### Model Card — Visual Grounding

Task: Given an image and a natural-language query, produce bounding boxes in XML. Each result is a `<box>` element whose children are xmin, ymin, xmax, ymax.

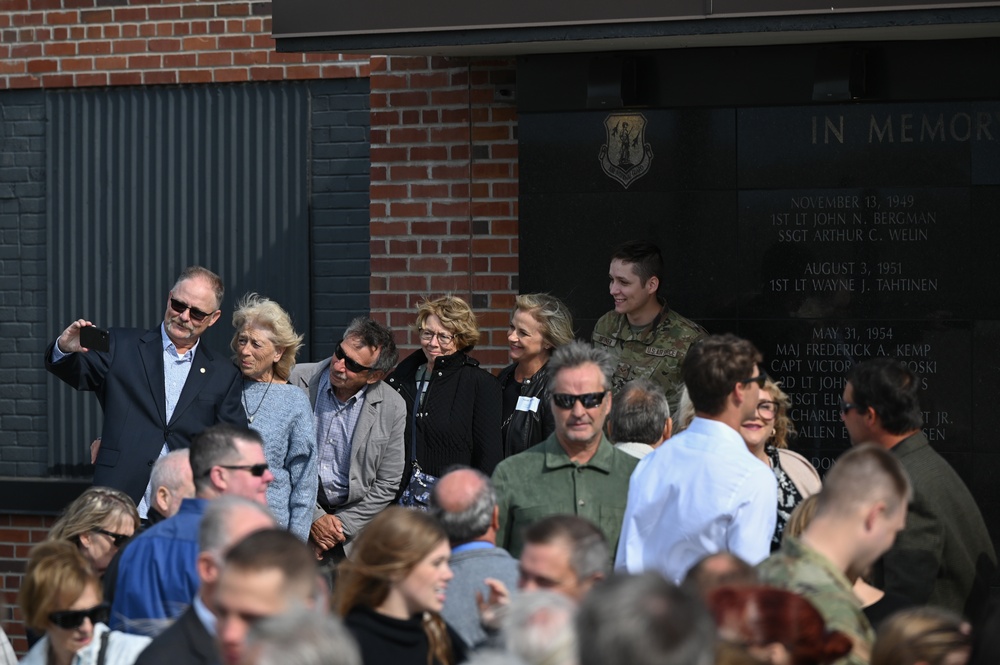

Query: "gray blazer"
<box><xmin>289</xmin><ymin>359</ymin><xmax>407</xmax><ymax>542</ymax></box>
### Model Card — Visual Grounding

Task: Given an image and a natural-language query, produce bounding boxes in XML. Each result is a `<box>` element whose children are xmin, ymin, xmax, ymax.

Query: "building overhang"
<box><xmin>273</xmin><ymin>2</ymin><xmax>1000</xmax><ymax>55</ymax></box>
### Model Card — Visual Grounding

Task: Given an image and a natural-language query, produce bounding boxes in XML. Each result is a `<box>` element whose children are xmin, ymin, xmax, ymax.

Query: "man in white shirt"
<box><xmin>615</xmin><ymin>333</ymin><xmax>777</xmax><ymax>582</ymax></box>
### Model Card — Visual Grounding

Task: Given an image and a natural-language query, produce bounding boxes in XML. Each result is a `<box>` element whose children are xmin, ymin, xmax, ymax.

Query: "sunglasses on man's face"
<box><xmin>49</xmin><ymin>604</ymin><xmax>110</xmax><ymax>630</ymax></box>
<box><xmin>335</xmin><ymin>342</ymin><xmax>373</xmax><ymax>374</ymax></box>
<box><xmin>551</xmin><ymin>392</ymin><xmax>608</xmax><ymax>410</ymax></box>
<box><xmin>215</xmin><ymin>463</ymin><xmax>270</xmax><ymax>478</ymax></box>
<box><xmin>168</xmin><ymin>296</ymin><xmax>212</xmax><ymax>323</ymax></box>
<box><xmin>738</xmin><ymin>371</ymin><xmax>768</xmax><ymax>389</ymax></box>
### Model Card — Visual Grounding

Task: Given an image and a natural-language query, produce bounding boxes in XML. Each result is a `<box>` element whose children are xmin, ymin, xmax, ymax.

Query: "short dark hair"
<box><xmin>680</xmin><ymin>553</ymin><xmax>757</xmax><ymax>600</ymax></box>
<box><xmin>190</xmin><ymin>423</ymin><xmax>263</xmax><ymax>494</ymax></box>
<box><xmin>524</xmin><ymin>515</ymin><xmax>609</xmax><ymax>580</ymax></box>
<box><xmin>343</xmin><ymin>317</ymin><xmax>398</xmax><ymax>376</ymax></box>
<box><xmin>577</xmin><ymin>572</ymin><xmax>716</xmax><ymax>665</ymax></box>
<box><xmin>609</xmin><ymin>379</ymin><xmax>670</xmax><ymax>445</ymax></box>
<box><xmin>682</xmin><ymin>334</ymin><xmax>762</xmax><ymax>416</ymax></box>
<box><xmin>610</xmin><ymin>241</ymin><xmax>663</xmax><ymax>289</ymax></box>
<box><xmin>846</xmin><ymin>358</ymin><xmax>923</xmax><ymax>434</ymax></box>
<box><xmin>223</xmin><ymin>529</ymin><xmax>319</xmax><ymax>599</ymax></box>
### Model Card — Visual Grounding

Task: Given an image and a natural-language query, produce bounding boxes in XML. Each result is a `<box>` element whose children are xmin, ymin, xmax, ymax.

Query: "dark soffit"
<box><xmin>273</xmin><ymin>3</ymin><xmax>1000</xmax><ymax>55</ymax></box>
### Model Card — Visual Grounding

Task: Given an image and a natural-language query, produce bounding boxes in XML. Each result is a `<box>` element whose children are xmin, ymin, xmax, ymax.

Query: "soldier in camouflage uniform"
<box><xmin>591</xmin><ymin>241</ymin><xmax>706</xmax><ymax>412</ymax></box>
<box><xmin>757</xmin><ymin>444</ymin><xmax>911</xmax><ymax>665</ymax></box>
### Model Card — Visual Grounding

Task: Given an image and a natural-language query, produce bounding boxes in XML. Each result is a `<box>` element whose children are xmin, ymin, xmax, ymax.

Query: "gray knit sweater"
<box><xmin>242</xmin><ymin>380</ymin><xmax>317</xmax><ymax>540</ymax></box>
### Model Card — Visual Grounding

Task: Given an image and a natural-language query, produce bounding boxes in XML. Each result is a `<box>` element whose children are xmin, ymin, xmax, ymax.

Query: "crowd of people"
<box><xmin>23</xmin><ymin>241</ymin><xmax>997</xmax><ymax>665</ymax></box>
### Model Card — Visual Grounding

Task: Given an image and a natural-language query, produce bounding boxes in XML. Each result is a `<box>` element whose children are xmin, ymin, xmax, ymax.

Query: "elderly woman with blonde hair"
<box><xmin>231</xmin><ymin>293</ymin><xmax>317</xmax><ymax>539</ymax></box>
<box><xmin>386</xmin><ymin>295</ymin><xmax>502</xmax><ymax>489</ymax></box>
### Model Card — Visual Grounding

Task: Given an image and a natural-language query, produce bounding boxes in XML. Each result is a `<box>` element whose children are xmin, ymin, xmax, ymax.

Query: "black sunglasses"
<box><xmin>335</xmin><ymin>342</ymin><xmax>373</xmax><ymax>373</ymax></box>
<box><xmin>49</xmin><ymin>603</ymin><xmax>110</xmax><ymax>630</ymax></box>
<box><xmin>551</xmin><ymin>392</ymin><xmax>608</xmax><ymax>409</ymax></box>
<box><xmin>94</xmin><ymin>528</ymin><xmax>130</xmax><ymax>548</ymax></box>
<box><xmin>217</xmin><ymin>463</ymin><xmax>269</xmax><ymax>477</ymax></box>
<box><xmin>168</xmin><ymin>296</ymin><xmax>212</xmax><ymax>323</ymax></box>
<box><xmin>838</xmin><ymin>398</ymin><xmax>861</xmax><ymax>415</ymax></box>
<box><xmin>738</xmin><ymin>371</ymin><xmax>768</xmax><ymax>389</ymax></box>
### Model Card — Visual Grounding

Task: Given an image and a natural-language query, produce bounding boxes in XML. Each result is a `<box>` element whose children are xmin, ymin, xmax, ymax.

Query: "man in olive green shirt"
<box><xmin>493</xmin><ymin>342</ymin><xmax>639</xmax><ymax>560</ymax></box>
<box><xmin>757</xmin><ymin>445</ymin><xmax>911</xmax><ymax>665</ymax></box>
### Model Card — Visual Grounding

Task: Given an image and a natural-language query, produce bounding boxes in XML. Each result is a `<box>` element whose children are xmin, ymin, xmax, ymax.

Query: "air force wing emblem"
<box><xmin>599</xmin><ymin>112</ymin><xmax>653</xmax><ymax>189</ymax></box>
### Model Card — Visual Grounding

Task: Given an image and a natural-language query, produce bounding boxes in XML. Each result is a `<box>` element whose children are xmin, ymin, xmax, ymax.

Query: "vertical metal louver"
<box><xmin>46</xmin><ymin>83</ymin><xmax>310</xmax><ymax>476</ymax></box>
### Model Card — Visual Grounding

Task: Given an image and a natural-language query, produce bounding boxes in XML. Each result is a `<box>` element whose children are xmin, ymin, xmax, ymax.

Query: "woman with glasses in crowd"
<box><xmin>739</xmin><ymin>378</ymin><xmax>821</xmax><ymax>551</ymax></box>
<box><xmin>497</xmin><ymin>293</ymin><xmax>574</xmax><ymax>458</ymax></box>
<box><xmin>19</xmin><ymin>540</ymin><xmax>150</xmax><ymax>665</ymax></box>
<box><xmin>230</xmin><ymin>293</ymin><xmax>316</xmax><ymax>540</ymax></box>
<box><xmin>47</xmin><ymin>486</ymin><xmax>140</xmax><ymax>578</ymax></box>
<box><xmin>386</xmin><ymin>295</ymin><xmax>502</xmax><ymax>486</ymax></box>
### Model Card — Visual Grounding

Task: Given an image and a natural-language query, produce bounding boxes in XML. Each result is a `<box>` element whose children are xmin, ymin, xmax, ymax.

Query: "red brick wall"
<box><xmin>0</xmin><ymin>0</ymin><xmax>368</xmax><ymax>89</ymax></box>
<box><xmin>368</xmin><ymin>55</ymin><xmax>519</xmax><ymax>370</ymax></box>
<box><xmin>0</xmin><ymin>514</ymin><xmax>56</xmax><ymax>655</ymax></box>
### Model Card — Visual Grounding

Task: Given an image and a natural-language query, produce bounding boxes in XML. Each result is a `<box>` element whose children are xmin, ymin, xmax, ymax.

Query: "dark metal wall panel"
<box><xmin>45</xmin><ymin>83</ymin><xmax>310</xmax><ymax>474</ymax></box>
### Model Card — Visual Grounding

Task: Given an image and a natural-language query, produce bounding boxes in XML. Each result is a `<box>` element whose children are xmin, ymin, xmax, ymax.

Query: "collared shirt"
<box><xmin>615</xmin><ymin>417</ymin><xmax>777</xmax><ymax>582</ymax></box>
<box><xmin>314</xmin><ymin>370</ymin><xmax>366</xmax><ymax>507</ymax></box>
<box><xmin>493</xmin><ymin>433</ymin><xmax>639</xmax><ymax>560</ymax></box>
<box><xmin>451</xmin><ymin>541</ymin><xmax>495</xmax><ymax>555</ymax></box>
<box><xmin>758</xmin><ymin>537</ymin><xmax>873</xmax><ymax>665</ymax></box>
<box><xmin>139</xmin><ymin>324</ymin><xmax>198</xmax><ymax>519</ymax></box>
<box><xmin>192</xmin><ymin>594</ymin><xmax>216</xmax><ymax>637</ymax></box>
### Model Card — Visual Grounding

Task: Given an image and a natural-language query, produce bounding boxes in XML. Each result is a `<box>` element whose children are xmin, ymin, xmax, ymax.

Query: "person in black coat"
<box><xmin>386</xmin><ymin>295</ymin><xmax>502</xmax><ymax>480</ymax></box>
<box><xmin>334</xmin><ymin>507</ymin><xmax>468</xmax><ymax>665</ymax></box>
<box><xmin>497</xmin><ymin>293</ymin><xmax>575</xmax><ymax>459</ymax></box>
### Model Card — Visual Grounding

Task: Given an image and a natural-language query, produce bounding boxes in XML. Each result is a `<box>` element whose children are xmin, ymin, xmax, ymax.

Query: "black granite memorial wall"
<box><xmin>517</xmin><ymin>40</ymin><xmax>1000</xmax><ymax>545</ymax></box>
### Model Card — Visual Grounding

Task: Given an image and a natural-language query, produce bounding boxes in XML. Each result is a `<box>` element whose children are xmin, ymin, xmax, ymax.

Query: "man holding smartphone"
<box><xmin>46</xmin><ymin>266</ymin><xmax>246</xmax><ymax>518</ymax></box>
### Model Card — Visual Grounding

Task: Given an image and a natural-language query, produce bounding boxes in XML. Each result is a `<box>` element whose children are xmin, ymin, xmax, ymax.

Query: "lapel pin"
<box><xmin>200</xmin><ymin>368</ymin><xmax>206</xmax><ymax>373</ymax></box>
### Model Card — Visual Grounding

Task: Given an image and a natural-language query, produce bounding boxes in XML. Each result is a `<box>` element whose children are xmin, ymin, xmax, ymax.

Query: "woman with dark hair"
<box><xmin>386</xmin><ymin>295</ymin><xmax>502</xmax><ymax>481</ymax></box>
<box><xmin>333</xmin><ymin>506</ymin><xmax>467</xmax><ymax>665</ymax></box>
<box><xmin>739</xmin><ymin>378</ymin><xmax>821</xmax><ymax>550</ymax></box>
<box><xmin>498</xmin><ymin>293</ymin><xmax>574</xmax><ymax>458</ymax></box>
<box><xmin>708</xmin><ymin>585</ymin><xmax>853</xmax><ymax>665</ymax></box>
<box><xmin>47</xmin><ymin>486</ymin><xmax>140</xmax><ymax>577</ymax></box>
<box><xmin>19</xmin><ymin>541</ymin><xmax>150</xmax><ymax>665</ymax></box>
<box><xmin>231</xmin><ymin>293</ymin><xmax>317</xmax><ymax>540</ymax></box>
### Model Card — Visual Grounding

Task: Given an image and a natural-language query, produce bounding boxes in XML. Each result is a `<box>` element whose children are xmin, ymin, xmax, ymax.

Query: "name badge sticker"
<box><xmin>516</xmin><ymin>396</ymin><xmax>540</xmax><ymax>413</ymax></box>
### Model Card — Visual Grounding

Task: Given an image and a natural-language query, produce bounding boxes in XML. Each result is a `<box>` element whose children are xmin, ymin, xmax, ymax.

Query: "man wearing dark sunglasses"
<box><xmin>46</xmin><ymin>266</ymin><xmax>246</xmax><ymax>518</ymax></box>
<box><xmin>289</xmin><ymin>317</ymin><xmax>406</xmax><ymax>560</ymax></box>
<box><xmin>492</xmin><ymin>341</ymin><xmax>639</xmax><ymax>560</ymax></box>
<box><xmin>110</xmin><ymin>424</ymin><xmax>274</xmax><ymax>636</ymax></box>
<box><xmin>616</xmin><ymin>334</ymin><xmax>778</xmax><ymax>583</ymax></box>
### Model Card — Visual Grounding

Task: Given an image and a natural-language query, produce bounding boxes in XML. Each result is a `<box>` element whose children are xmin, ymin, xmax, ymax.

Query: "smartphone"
<box><xmin>80</xmin><ymin>326</ymin><xmax>110</xmax><ymax>353</ymax></box>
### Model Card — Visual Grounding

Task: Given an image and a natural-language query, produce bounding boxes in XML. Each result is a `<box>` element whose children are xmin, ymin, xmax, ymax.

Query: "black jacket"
<box><xmin>497</xmin><ymin>362</ymin><xmax>555</xmax><ymax>458</ymax></box>
<box><xmin>386</xmin><ymin>350</ymin><xmax>502</xmax><ymax>478</ymax></box>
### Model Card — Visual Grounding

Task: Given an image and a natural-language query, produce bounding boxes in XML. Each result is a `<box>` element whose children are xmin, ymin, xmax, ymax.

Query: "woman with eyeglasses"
<box><xmin>739</xmin><ymin>378</ymin><xmax>821</xmax><ymax>551</ymax></box>
<box><xmin>230</xmin><ymin>293</ymin><xmax>317</xmax><ymax>540</ymax></box>
<box><xmin>47</xmin><ymin>487</ymin><xmax>140</xmax><ymax>578</ymax></box>
<box><xmin>19</xmin><ymin>540</ymin><xmax>150</xmax><ymax>665</ymax></box>
<box><xmin>386</xmin><ymin>295</ymin><xmax>502</xmax><ymax>484</ymax></box>
<box><xmin>497</xmin><ymin>293</ymin><xmax>575</xmax><ymax>458</ymax></box>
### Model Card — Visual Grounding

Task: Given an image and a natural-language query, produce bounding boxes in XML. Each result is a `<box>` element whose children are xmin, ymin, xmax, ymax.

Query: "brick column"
<box><xmin>368</xmin><ymin>55</ymin><xmax>519</xmax><ymax>371</ymax></box>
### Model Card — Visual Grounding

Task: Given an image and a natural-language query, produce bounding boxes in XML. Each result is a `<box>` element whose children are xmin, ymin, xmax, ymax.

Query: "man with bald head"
<box><xmin>430</xmin><ymin>467</ymin><xmax>519</xmax><ymax>648</ymax></box>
